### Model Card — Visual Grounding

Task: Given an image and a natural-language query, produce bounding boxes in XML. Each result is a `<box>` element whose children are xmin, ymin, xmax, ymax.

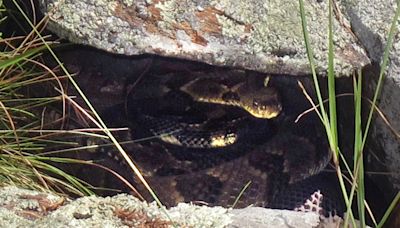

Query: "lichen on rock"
<box><xmin>39</xmin><ymin>0</ymin><xmax>370</xmax><ymax>76</ymax></box>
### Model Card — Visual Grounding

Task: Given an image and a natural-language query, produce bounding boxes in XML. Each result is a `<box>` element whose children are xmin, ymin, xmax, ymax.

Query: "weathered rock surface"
<box><xmin>0</xmin><ymin>186</ymin><xmax>329</xmax><ymax>228</ymax></box>
<box><xmin>39</xmin><ymin>0</ymin><xmax>369</xmax><ymax>76</ymax></box>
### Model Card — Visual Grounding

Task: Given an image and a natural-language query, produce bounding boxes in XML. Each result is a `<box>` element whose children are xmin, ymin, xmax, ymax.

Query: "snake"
<box><xmin>126</xmin><ymin>70</ymin><xmax>282</xmax><ymax>149</ymax></box>
<box><xmin>95</xmin><ymin>69</ymin><xmax>342</xmax><ymax>216</ymax></box>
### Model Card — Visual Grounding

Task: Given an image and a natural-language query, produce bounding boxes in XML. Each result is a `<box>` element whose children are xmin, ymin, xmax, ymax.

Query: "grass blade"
<box><xmin>0</xmin><ymin>45</ymin><xmax>47</xmax><ymax>69</ymax></box>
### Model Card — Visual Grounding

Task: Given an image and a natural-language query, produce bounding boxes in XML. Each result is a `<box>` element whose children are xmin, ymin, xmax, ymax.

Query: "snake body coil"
<box><xmin>128</xmin><ymin>71</ymin><xmax>282</xmax><ymax>149</ymax></box>
<box><xmin>98</xmin><ymin>69</ymin><xmax>340</xmax><ymax>216</ymax></box>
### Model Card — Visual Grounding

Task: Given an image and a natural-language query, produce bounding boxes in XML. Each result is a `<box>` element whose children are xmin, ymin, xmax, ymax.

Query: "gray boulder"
<box><xmin>38</xmin><ymin>0</ymin><xmax>369</xmax><ymax>76</ymax></box>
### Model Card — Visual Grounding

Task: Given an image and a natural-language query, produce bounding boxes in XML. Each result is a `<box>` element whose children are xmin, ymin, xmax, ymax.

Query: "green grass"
<box><xmin>6</xmin><ymin>0</ymin><xmax>175</xmax><ymax>222</ymax></box>
<box><xmin>0</xmin><ymin>0</ymin><xmax>95</xmax><ymax>196</ymax></box>
<box><xmin>298</xmin><ymin>0</ymin><xmax>400</xmax><ymax>227</ymax></box>
<box><xmin>0</xmin><ymin>0</ymin><xmax>141</xmax><ymax>199</ymax></box>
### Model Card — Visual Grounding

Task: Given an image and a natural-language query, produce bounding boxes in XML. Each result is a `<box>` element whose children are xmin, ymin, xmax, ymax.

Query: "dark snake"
<box><xmin>95</xmin><ymin>70</ymin><xmax>343</xmax><ymax>216</ymax></box>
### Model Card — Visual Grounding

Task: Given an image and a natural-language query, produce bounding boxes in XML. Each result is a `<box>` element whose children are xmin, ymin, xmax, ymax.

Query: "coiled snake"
<box><xmin>97</xmin><ymin>70</ymin><xmax>343</xmax><ymax>216</ymax></box>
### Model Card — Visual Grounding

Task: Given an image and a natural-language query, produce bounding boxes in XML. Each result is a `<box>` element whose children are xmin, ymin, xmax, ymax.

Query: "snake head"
<box><xmin>243</xmin><ymin>87</ymin><xmax>282</xmax><ymax>119</ymax></box>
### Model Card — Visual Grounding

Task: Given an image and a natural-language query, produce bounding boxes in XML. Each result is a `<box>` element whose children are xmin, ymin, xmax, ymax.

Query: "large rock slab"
<box><xmin>0</xmin><ymin>186</ymin><xmax>333</xmax><ymax>228</ymax></box>
<box><xmin>39</xmin><ymin>0</ymin><xmax>369</xmax><ymax>76</ymax></box>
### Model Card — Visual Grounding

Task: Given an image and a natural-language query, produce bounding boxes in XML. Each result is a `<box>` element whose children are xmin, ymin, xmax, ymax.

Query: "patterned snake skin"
<box><xmin>94</xmin><ymin>70</ymin><xmax>344</xmax><ymax>216</ymax></box>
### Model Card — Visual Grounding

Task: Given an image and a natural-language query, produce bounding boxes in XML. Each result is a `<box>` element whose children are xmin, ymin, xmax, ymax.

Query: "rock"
<box><xmin>228</xmin><ymin>207</ymin><xmax>320</xmax><ymax>228</ymax></box>
<box><xmin>38</xmin><ymin>0</ymin><xmax>369</xmax><ymax>76</ymax></box>
<box><xmin>0</xmin><ymin>186</ymin><xmax>232</xmax><ymax>227</ymax></box>
<box><xmin>0</xmin><ymin>186</ymin><xmax>346</xmax><ymax>228</ymax></box>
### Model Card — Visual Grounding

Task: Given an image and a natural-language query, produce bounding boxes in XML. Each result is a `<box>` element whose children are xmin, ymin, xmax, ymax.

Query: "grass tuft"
<box><xmin>7</xmin><ymin>0</ymin><xmax>175</xmax><ymax>223</ymax></box>
<box><xmin>298</xmin><ymin>0</ymin><xmax>400</xmax><ymax>227</ymax></box>
<box><xmin>0</xmin><ymin>0</ymin><xmax>94</xmax><ymax>196</ymax></box>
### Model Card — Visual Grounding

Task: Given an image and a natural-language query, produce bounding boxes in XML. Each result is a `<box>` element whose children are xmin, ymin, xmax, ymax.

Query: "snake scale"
<box><xmin>96</xmin><ymin>69</ymin><xmax>343</xmax><ymax>216</ymax></box>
